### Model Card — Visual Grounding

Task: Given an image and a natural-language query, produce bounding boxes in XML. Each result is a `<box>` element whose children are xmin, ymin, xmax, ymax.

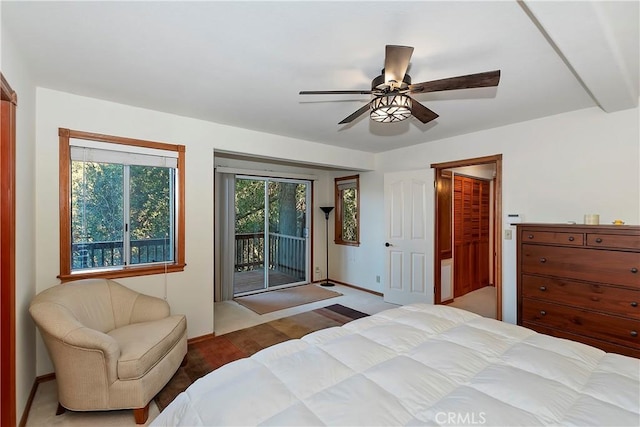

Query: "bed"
<box><xmin>151</xmin><ymin>304</ymin><xmax>639</xmax><ymax>426</ymax></box>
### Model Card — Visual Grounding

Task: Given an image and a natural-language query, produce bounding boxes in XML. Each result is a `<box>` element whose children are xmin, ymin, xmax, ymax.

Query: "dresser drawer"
<box><xmin>520</xmin><ymin>230</ymin><xmax>584</xmax><ymax>246</ymax></box>
<box><xmin>521</xmin><ymin>275</ymin><xmax>640</xmax><ymax>318</ymax></box>
<box><xmin>522</xmin><ymin>299</ymin><xmax>640</xmax><ymax>348</ymax></box>
<box><xmin>587</xmin><ymin>233</ymin><xmax>640</xmax><ymax>250</ymax></box>
<box><xmin>522</xmin><ymin>322</ymin><xmax>640</xmax><ymax>358</ymax></box>
<box><xmin>521</xmin><ymin>244</ymin><xmax>640</xmax><ymax>288</ymax></box>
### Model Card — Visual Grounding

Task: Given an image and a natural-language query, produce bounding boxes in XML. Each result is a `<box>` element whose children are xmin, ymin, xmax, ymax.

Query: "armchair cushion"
<box><xmin>109</xmin><ymin>315</ymin><xmax>187</xmax><ymax>380</ymax></box>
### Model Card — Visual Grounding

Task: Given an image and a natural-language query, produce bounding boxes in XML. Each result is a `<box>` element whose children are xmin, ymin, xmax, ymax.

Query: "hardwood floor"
<box><xmin>233</xmin><ymin>268</ymin><xmax>301</xmax><ymax>294</ymax></box>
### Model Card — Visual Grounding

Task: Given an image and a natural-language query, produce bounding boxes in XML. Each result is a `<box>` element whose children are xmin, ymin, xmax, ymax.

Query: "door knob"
<box><xmin>385</xmin><ymin>242</ymin><xmax>392</xmax><ymax>247</ymax></box>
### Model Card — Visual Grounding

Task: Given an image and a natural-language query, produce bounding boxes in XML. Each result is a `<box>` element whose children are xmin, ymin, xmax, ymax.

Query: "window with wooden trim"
<box><xmin>58</xmin><ymin>128</ymin><xmax>186</xmax><ymax>281</ymax></box>
<box><xmin>334</xmin><ymin>175</ymin><xmax>360</xmax><ymax>246</ymax></box>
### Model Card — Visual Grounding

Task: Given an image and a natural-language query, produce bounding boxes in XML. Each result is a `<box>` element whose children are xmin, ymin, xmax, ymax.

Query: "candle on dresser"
<box><xmin>584</xmin><ymin>214</ymin><xmax>599</xmax><ymax>225</ymax></box>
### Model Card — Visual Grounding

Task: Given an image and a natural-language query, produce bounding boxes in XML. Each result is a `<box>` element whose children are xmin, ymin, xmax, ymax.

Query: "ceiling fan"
<box><xmin>299</xmin><ymin>45</ymin><xmax>500</xmax><ymax>125</ymax></box>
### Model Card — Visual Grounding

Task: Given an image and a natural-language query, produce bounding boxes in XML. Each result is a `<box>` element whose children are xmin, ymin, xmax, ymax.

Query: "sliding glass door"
<box><xmin>233</xmin><ymin>176</ymin><xmax>310</xmax><ymax>295</ymax></box>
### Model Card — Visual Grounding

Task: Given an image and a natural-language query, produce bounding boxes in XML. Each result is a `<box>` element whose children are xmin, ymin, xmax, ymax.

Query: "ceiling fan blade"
<box><xmin>338</xmin><ymin>102</ymin><xmax>372</xmax><ymax>124</ymax></box>
<box><xmin>409</xmin><ymin>70</ymin><xmax>501</xmax><ymax>94</ymax></box>
<box><xmin>384</xmin><ymin>45</ymin><xmax>414</xmax><ymax>85</ymax></box>
<box><xmin>410</xmin><ymin>98</ymin><xmax>439</xmax><ymax>124</ymax></box>
<box><xmin>300</xmin><ymin>90</ymin><xmax>372</xmax><ymax>95</ymax></box>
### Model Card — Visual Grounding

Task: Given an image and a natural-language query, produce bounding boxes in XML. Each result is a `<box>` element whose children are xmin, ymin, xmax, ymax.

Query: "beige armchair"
<box><xmin>29</xmin><ymin>278</ymin><xmax>187</xmax><ymax>424</ymax></box>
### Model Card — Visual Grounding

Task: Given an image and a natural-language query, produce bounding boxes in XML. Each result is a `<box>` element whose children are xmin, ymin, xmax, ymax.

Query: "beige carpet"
<box><xmin>448</xmin><ymin>285</ymin><xmax>497</xmax><ymax>319</ymax></box>
<box><xmin>234</xmin><ymin>284</ymin><xmax>342</xmax><ymax>314</ymax></box>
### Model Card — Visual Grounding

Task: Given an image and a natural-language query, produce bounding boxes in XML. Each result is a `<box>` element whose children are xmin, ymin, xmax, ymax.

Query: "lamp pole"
<box><xmin>319</xmin><ymin>207</ymin><xmax>334</xmax><ymax>287</ymax></box>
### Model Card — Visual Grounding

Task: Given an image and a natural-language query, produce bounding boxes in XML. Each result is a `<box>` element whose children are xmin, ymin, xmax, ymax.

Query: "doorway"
<box><xmin>432</xmin><ymin>155</ymin><xmax>502</xmax><ymax>320</ymax></box>
<box><xmin>233</xmin><ymin>176</ymin><xmax>311</xmax><ymax>296</ymax></box>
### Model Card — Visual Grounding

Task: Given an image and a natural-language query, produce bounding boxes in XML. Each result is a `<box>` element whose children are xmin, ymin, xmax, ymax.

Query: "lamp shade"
<box><xmin>370</xmin><ymin>94</ymin><xmax>412</xmax><ymax>123</ymax></box>
<box><xmin>320</xmin><ymin>206</ymin><xmax>334</xmax><ymax>219</ymax></box>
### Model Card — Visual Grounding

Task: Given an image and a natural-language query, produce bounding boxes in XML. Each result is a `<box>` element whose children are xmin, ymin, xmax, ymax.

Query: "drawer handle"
<box><xmin>540</xmin><ymin>310</ymin><xmax>546</xmax><ymax>316</ymax></box>
<box><xmin>631</xmin><ymin>302</ymin><xmax>638</xmax><ymax>307</ymax></box>
<box><xmin>539</xmin><ymin>286</ymin><xmax>547</xmax><ymax>291</ymax></box>
<box><xmin>528</xmin><ymin>234</ymin><xmax>534</xmax><ymax>239</ymax></box>
<box><xmin>595</xmin><ymin>238</ymin><xmax>603</xmax><ymax>243</ymax></box>
<box><xmin>568</xmin><ymin>236</ymin><xmax>574</xmax><ymax>241</ymax></box>
<box><xmin>631</xmin><ymin>268</ymin><xmax>638</xmax><ymax>274</ymax></box>
<box><xmin>539</xmin><ymin>257</ymin><xmax>547</xmax><ymax>263</ymax></box>
<box><xmin>631</xmin><ymin>331</ymin><xmax>638</xmax><ymax>338</ymax></box>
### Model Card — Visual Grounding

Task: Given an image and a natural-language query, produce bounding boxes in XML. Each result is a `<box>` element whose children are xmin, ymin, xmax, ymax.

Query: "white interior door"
<box><xmin>384</xmin><ymin>170</ymin><xmax>432</xmax><ymax>305</ymax></box>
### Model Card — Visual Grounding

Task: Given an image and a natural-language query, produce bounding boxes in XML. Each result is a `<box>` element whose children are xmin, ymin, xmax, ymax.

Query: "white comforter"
<box><xmin>152</xmin><ymin>304</ymin><xmax>640</xmax><ymax>426</ymax></box>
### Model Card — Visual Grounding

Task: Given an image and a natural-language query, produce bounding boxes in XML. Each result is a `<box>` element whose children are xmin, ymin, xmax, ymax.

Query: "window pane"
<box><xmin>341</xmin><ymin>187</ymin><xmax>358</xmax><ymax>242</ymax></box>
<box><xmin>71</xmin><ymin>161</ymin><xmax>124</xmax><ymax>270</ymax></box>
<box><xmin>60</xmin><ymin>128</ymin><xmax>186</xmax><ymax>280</ymax></box>
<box><xmin>129</xmin><ymin>166</ymin><xmax>175</xmax><ymax>264</ymax></box>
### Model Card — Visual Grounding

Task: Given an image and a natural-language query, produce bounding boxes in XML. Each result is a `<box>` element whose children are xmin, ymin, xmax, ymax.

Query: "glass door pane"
<box><xmin>233</xmin><ymin>176</ymin><xmax>310</xmax><ymax>296</ymax></box>
<box><xmin>233</xmin><ymin>178</ymin><xmax>267</xmax><ymax>294</ymax></box>
<box><xmin>267</xmin><ymin>180</ymin><xmax>309</xmax><ymax>288</ymax></box>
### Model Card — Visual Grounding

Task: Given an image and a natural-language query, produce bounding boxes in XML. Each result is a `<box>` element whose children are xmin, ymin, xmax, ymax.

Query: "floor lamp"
<box><xmin>319</xmin><ymin>206</ymin><xmax>335</xmax><ymax>287</ymax></box>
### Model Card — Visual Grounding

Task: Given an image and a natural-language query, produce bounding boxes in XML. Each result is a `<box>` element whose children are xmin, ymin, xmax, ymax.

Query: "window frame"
<box><xmin>334</xmin><ymin>174</ymin><xmax>360</xmax><ymax>246</ymax></box>
<box><xmin>58</xmin><ymin>128</ymin><xmax>186</xmax><ymax>281</ymax></box>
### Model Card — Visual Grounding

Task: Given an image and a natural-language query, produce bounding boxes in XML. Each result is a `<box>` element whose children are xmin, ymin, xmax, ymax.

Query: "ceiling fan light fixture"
<box><xmin>300</xmin><ymin>45</ymin><xmax>500</xmax><ymax>125</ymax></box>
<box><xmin>370</xmin><ymin>94</ymin><xmax>412</xmax><ymax>123</ymax></box>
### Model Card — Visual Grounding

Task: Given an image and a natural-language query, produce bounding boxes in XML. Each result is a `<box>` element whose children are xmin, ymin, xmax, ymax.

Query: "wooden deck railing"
<box><xmin>72</xmin><ymin>238</ymin><xmax>172</xmax><ymax>269</ymax></box>
<box><xmin>73</xmin><ymin>233</ymin><xmax>305</xmax><ymax>280</ymax></box>
<box><xmin>235</xmin><ymin>232</ymin><xmax>306</xmax><ymax>280</ymax></box>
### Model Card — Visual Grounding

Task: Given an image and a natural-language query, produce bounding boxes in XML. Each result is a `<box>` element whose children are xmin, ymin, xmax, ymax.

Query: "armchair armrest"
<box><xmin>63</xmin><ymin>326</ymin><xmax>120</xmax><ymax>356</ymax></box>
<box><xmin>62</xmin><ymin>327</ymin><xmax>121</xmax><ymax>384</ymax></box>
<box><xmin>130</xmin><ymin>293</ymin><xmax>170</xmax><ymax>323</ymax></box>
<box><xmin>30</xmin><ymin>302</ymin><xmax>121</xmax><ymax>382</ymax></box>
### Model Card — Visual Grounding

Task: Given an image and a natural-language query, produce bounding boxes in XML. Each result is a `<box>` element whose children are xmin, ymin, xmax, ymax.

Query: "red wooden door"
<box><xmin>454</xmin><ymin>175</ymin><xmax>490</xmax><ymax>298</ymax></box>
<box><xmin>1</xmin><ymin>72</ymin><xmax>16</xmax><ymax>427</ymax></box>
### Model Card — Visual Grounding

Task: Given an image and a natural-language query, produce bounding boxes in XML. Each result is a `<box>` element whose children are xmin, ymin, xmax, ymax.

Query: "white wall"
<box><xmin>1</xmin><ymin>25</ymin><xmax>38</xmax><ymax>420</ymax></box>
<box><xmin>329</xmin><ymin>170</ymin><xmax>386</xmax><ymax>293</ymax></box>
<box><xmin>308</xmin><ymin>104</ymin><xmax>640</xmax><ymax>305</ymax></box>
<box><xmin>33</xmin><ymin>88</ymin><xmax>375</xmax><ymax>375</ymax></box>
<box><xmin>371</xmin><ymin>104</ymin><xmax>639</xmax><ymax>323</ymax></box>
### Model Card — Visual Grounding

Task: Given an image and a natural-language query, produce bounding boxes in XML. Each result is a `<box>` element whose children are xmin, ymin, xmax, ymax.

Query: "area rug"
<box><xmin>154</xmin><ymin>304</ymin><xmax>368</xmax><ymax>412</ymax></box>
<box><xmin>233</xmin><ymin>284</ymin><xmax>342</xmax><ymax>314</ymax></box>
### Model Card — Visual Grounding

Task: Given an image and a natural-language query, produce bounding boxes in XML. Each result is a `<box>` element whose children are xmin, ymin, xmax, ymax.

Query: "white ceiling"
<box><xmin>2</xmin><ymin>1</ymin><xmax>638</xmax><ymax>154</ymax></box>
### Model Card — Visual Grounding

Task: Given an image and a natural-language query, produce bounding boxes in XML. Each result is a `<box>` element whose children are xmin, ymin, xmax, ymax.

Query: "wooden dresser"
<box><xmin>516</xmin><ymin>223</ymin><xmax>640</xmax><ymax>358</ymax></box>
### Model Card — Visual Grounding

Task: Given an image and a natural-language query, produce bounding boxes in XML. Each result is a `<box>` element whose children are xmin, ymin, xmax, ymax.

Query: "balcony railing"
<box><xmin>235</xmin><ymin>232</ymin><xmax>306</xmax><ymax>280</ymax></box>
<box><xmin>73</xmin><ymin>233</ymin><xmax>305</xmax><ymax>280</ymax></box>
<box><xmin>72</xmin><ymin>238</ymin><xmax>172</xmax><ymax>270</ymax></box>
